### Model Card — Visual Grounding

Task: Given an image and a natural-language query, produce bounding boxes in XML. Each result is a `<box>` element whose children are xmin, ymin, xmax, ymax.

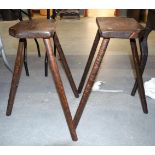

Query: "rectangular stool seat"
<box><xmin>96</xmin><ymin>17</ymin><xmax>144</xmax><ymax>39</ymax></box>
<box><xmin>9</xmin><ymin>19</ymin><xmax>56</xmax><ymax>39</ymax></box>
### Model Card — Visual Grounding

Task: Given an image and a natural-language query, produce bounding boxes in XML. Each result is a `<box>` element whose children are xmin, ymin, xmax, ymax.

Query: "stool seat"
<box><xmin>9</xmin><ymin>19</ymin><xmax>56</xmax><ymax>38</ymax></box>
<box><xmin>96</xmin><ymin>17</ymin><xmax>144</xmax><ymax>39</ymax></box>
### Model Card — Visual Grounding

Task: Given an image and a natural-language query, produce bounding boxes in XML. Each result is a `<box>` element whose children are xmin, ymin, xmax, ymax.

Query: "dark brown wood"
<box><xmin>7</xmin><ymin>18</ymin><xmax>78</xmax><ymax>141</ymax></box>
<box><xmin>131</xmin><ymin>28</ymin><xmax>151</xmax><ymax>96</ymax></box>
<box><xmin>131</xmin><ymin>9</ymin><xmax>155</xmax><ymax>95</ymax></box>
<box><xmin>34</xmin><ymin>38</ymin><xmax>41</xmax><ymax>57</ymax></box>
<box><xmin>43</xmin><ymin>38</ymin><xmax>78</xmax><ymax>141</ymax></box>
<box><xmin>84</xmin><ymin>9</ymin><xmax>88</xmax><ymax>17</ymax></box>
<box><xmin>6</xmin><ymin>39</ymin><xmax>24</xmax><ymax>116</ymax></box>
<box><xmin>45</xmin><ymin>52</ymin><xmax>48</xmax><ymax>77</ymax></box>
<box><xmin>96</xmin><ymin>17</ymin><xmax>144</xmax><ymax>39</ymax></box>
<box><xmin>16</xmin><ymin>10</ymin><xmax>41</xmax><ymax>76</ymax></box>
<box><xmin>53</xmin><ymin>33</ymin><xmax>79</xmax><ymax>98</ymax></box>
<box><xmin>27</xmin><ymin>9</ymin><xmax>32</xmax><ymax>20</ymax></box>
<box><xmin>145</xmin><ymin>9</ymin><xmax>155</xmax><ymax>29</ymax></box>
<box><xmin>9</xmin><ymin>19</ymin><xmax>56</xmax><ymax>39</ymax></box>
<box><xmin>78</xmin><ymin>30</ymin><xmax>100</xmax><ymax>94</ymax></box>
<box><xmin>47</xmin><ymin>9</ymin><xmax>51</xmax><ymax>19</ymax></box>
<box><xmin>130</xmin><ymin>39</ymin><xmax>148</xmax><ymax>113</ymax></box>
<box><xmin>23</xmin><ymin>38</ymin><xmax>29</xmax><ymax>76</ymax></box>
<box><xmin>52</xmin><ymin>9</ymin><xmax>57</xmax><ymax>19</ymax></box>
<box><xmin>74</xmin><ymin>38</ymin><xmax>110</xmax><ymax>128</ymax></box>
<box><xmin>75</xmin><ymin>17</ymin><xmax>148</xmax><ymax>130</ymax></box>
<box><xmin>45</xmin><ymin>9</ymin><xmax>56</xmax><ymax>77</ymax></box>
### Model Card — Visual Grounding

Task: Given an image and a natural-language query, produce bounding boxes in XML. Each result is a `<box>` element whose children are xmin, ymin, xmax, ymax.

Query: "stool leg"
<box><xmin>54</xmin><ymin>43</ymin><xmax>56</xmax><ymax>56</ymax></box>
<box><xmin>131</xmin><ymin>28</ymin><xmax>152</xmax><ymax>96</ymax></box>
<box><xmin>130</xmin><ymin>38</ymin><xmax>148</xmax><ymax>114</ymax></box>
<box><xmin>43</xmin><ymin>38</ymin><xmax>78</xmax><ymax>141</ymax></box>
<box><xmin>78</xmin><ymin>30</ymin><xmax>100</xmax><ymax>94</ymax></box>
<box><xmin>45</xmin><ymin>44</ymin><xmax>56</xmax><ymax>77</ymax></box>
<box><xmin>23</xmin><ymin>39</ymin><xmax>29</xmax><ymax>76</ymax></box>
<box><xmin>74</xmin><ymin>38</ymin><xmax>110</xmax><ymax>129</ymax></box>
<box><xmin>53</xmin><ymin>33</ymin><xmax>79</xmax><ymax>98</ymax></box>
<box><xmin>34</xmin><ymin>38</ymin><xmax>41</xmax><ymax>57</ymax></box>
<box><xmin>45</xmin><ymin>52</ymin><xmax>48</xmax><ymax>77</ymax></box>
<box><xmin>6</xmin><ymin>39</ymin><xmax>24</xmax><ymax>116</ymax></box>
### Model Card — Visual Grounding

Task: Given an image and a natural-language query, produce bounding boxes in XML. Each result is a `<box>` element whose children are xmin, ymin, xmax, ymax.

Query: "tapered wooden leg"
<box><xmin>23</xmin><ymin>39</ymin><xmax>29</xmax><ymax>76</ymax></box>
<box><xmin>45</xmin><ymin>43</ymin><xmax>56</xmax><ymax>77</ymax></box>
<box><xmin>130</xmin><ymin>39</ymin><xmax>148</xmax><ymax>114</ymax></box>
<box><xmin>74</xmin><ymin>38</ymin><xmax>110</xmax><ymax>129</ymax></box>
<box><xmin>6</xmin><ymin>39</ymin><xmax>24</xmax><ymax>116</ymax></box>
<box><xmin>43</xmin><ymin>38</ymin><xmax>78</xmax><ymax>141</ymax></box>
<box><xmin>131</xmin><ymin>28</ymin><xmax>152</xmax><ymax>96</ymax></box>
<box><xmin>54</xmin><ymin>43</ymin><xmax>56</xmax><ymax>56</ymax></box>
<box><xmin>45</xmin><ymin>52</ymin><xmax>48</xmax><ymax>77</ymax></box>
<box><xmin>45</xmin><ymin>47</ymin><xmax>56</xmax><ymax>77</ymax></box>
<box><xmin>34</xmin><ymin>38</ymin><xmax>41</xmax><ymax>57</ymax></box>
<box><xmin>78</xmin><ymin>30</ymin><xmax>100</xmax><ymax>94</ymax></box>
<box><xmin>53</xmin><ymin>33</ymin><xmax>79</xmax><ymax>98</ymax></box>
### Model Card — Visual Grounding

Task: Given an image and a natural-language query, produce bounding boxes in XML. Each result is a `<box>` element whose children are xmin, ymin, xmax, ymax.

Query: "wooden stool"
<box><xmin>6</xmin><ymin>18</ymin><xmax>78</xmax><ymax>141</ymax></box>
<box><xmin>74</xmin><ymin>17</ymin><xmax>148</xmax><ymax>129</ymax></box>
<box><xmin>131</xmin><ymin>9</ymin><xmax>155</xmax><ymax>96</ymax></box>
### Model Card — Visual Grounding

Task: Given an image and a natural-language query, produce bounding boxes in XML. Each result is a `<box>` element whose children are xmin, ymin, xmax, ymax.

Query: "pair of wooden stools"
<box><xmin>6</xmin><ymin>17</ymin><xmax>148</xmax><ymax>141</ymax></box>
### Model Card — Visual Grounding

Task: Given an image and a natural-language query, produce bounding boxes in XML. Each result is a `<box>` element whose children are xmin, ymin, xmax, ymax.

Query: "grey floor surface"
<box><xmin>0</xmin><ymin>17</ymin><xmax>155</xmax><ymax>146</ymax></box>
